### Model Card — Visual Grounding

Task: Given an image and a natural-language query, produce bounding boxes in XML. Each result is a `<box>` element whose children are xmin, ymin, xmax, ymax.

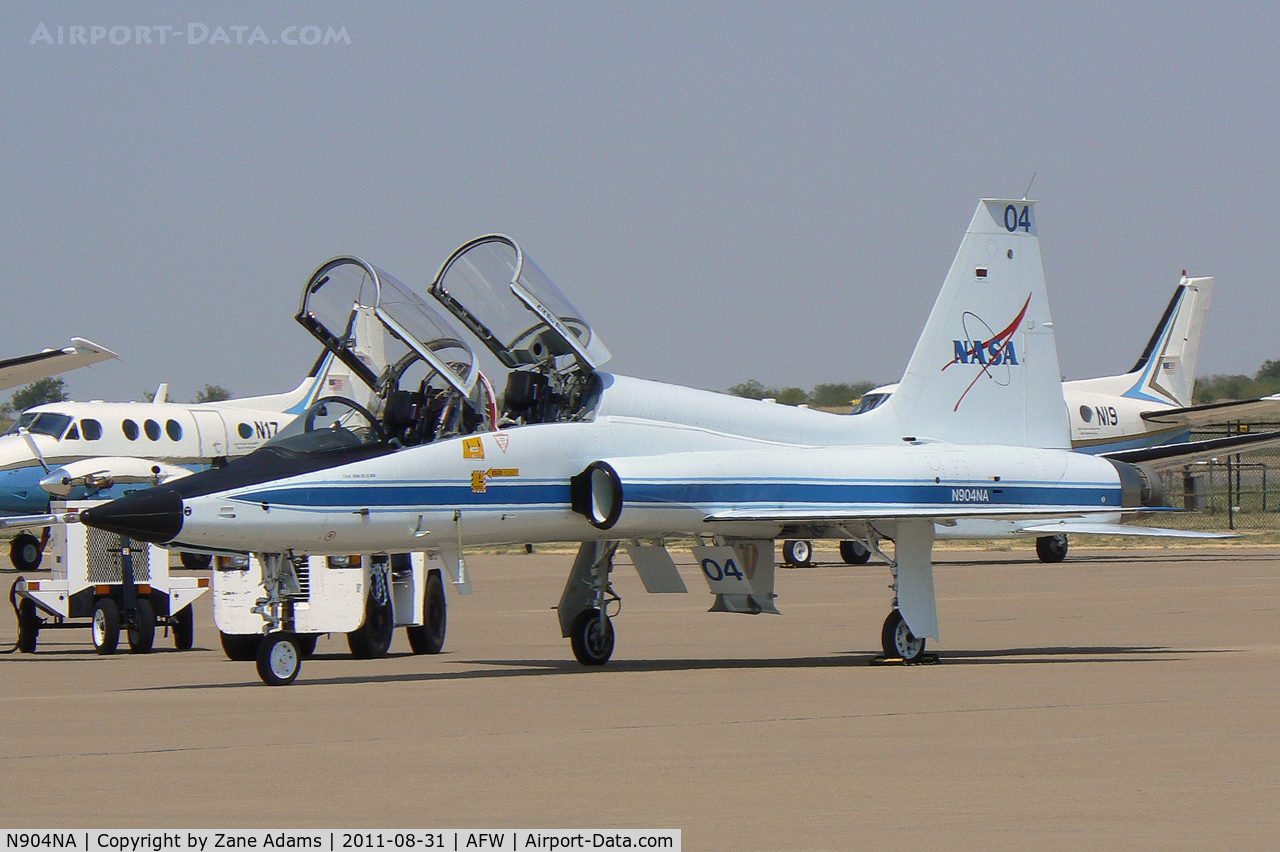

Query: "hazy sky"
<box><xmin>4</xmin><ymin>2</ymin><xmax>1279</xmax><ymax>404</ymax></box>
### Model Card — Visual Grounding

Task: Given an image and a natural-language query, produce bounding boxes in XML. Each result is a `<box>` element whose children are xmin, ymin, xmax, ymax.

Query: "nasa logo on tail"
<box><xmin>941</xmin><ymin>294</ymin><xmax>1032</xmax><ymax>411</ymax></box>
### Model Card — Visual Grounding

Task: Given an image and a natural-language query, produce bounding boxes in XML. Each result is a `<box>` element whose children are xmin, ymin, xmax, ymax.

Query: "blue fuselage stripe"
<box><xmin>232</xmin><ymin>480</ymin><xmax>1117</xmax><ymax>512</ymax></box>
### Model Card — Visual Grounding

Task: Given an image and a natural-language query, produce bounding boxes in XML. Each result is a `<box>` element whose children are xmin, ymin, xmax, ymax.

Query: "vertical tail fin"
<box><xmin>1121</xmin><ymin>275</ymin><xmax>1213</xmax><ymax>407</ymax></box>
<box><xmin>886</xmin><ymin>199</ymin><xmax>1069</xmax><ymax>448</ymax></box>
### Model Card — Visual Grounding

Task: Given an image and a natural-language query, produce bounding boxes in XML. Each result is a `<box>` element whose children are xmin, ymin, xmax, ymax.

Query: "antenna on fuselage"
<box><xmin>1022</xmin><ymin>172</ymin><xmax>1037</xmax><ymax>200</ymax></box>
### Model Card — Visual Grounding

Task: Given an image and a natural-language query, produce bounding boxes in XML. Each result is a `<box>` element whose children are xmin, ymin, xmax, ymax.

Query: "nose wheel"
<box><xmin>256</xmin><ymin>632</ymin><xmax>302</xmax><ymax>686</ymax></box>
<box><xmin>881</xmin><ymin>609</ymin><xmax>926</xmax><ymax>661</ymax></box>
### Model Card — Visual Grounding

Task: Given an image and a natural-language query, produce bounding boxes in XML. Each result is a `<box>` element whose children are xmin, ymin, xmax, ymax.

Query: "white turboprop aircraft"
<box><xmin>0</xmin><ymin>338</ymin><xmax>117</xmax><ymax>392</ymax></box>
<box><xmin>82</xmin><ymin>199</ymin><xmax>1241</xmax><ymax>679</ymax></box>
<box><xmin>0</xmin><ymin>349</ymin><xmax>356</xmax><ymax>569</ymax></box>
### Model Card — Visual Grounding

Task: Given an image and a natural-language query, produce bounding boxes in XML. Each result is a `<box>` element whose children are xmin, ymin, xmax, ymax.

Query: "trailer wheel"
<box><xmin>256</xmin><ymin>633</ymin><xmax>302</xmax><ymax>686</ymax></box>
<box><xmin>10</xmin><ymin>533</ymin><xmax>43</xmax><ymax>571</ymax></box>
<box><xmin>173</xmin><ymin>607</ymin><xmax>194</xmax><ymax>650</ymax></box>
<box><xmin>295</xmin><ymin>634</ymin><xmax>318</xmax><ymax>657</ymax></box>
<box><xmin>128</xmin><ymin>598</ymin><xmax>156</xmax><ymax>654</ymax></box>
<box><xmin>17</xmin><ymin>598</ymin><xmax>39</xmax><ymax>653</ymax></box>
<box><xmin>219</xmin><ymin>631</ymin><xmax>261</xmax><ymax>661</ymax></box>
<box><xmin>92</xmin><ymin>598</ymin><xmax>120</xmax><ymax>655</ymax></box>
<box><xmin>180</xmin><ymin>552</ymin><xmax>212</xmax><ymax>570</ymax></box>
<box><xmin>406</xmin><ymin>570</ymin><xmax>447</xmax><ymax>654</ymax></box>
<box><xmin>347</xmin><ymin>571</ymin><xmax>394</xmax><ymax>659</ymax></box>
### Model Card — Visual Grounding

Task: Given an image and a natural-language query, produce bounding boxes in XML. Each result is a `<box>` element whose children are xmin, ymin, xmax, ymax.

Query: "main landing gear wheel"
<box><xmin>406</xmin><ymin>571</ymin><xmax>447</xmax><ymax>655</ymax></box>
<box><xmin>91</xmin><ymin>598</ymin><xmax>120</xmax><ymax>655</ymax></box>
<box><xmin>127</xmin><ymin>598</ymin><xmax>156</xmax><ymax>654</ymax></box>
<box><xmin>172</xmin><ymin>607</ymin><xmax>194</xmax><ymax>650</ymax></box>
<box><xmin>782</xmin><ymin>539</ymin><xmax>813</xmax><ymax>567</ymax></box>
<box><xmin>219</xmin><ymin>631</ymin><xmax>262</xmax><ymax>662</ymax></box>
<box><xmin>570</xmin><ymin>608</ymin><xmax>615</xmax><ymax>666</ymax></box>
<box><xmin>17</xmin><ymin>598</ymin><xmax>39</xmax><ymax>653</ymax></box>
<box><xmin>1036</xmin><ymin>534</ymin><xmax>1069</xmax><ymax>563</ymax></box>
<box><xmin>256</xmin><ymin>632</ymin><xmax>302</xmax><ymax>686</ymax></box>
<box><xmin>10</xmin><ymin>533</ymin><xmax>42</xmax><ymax>572</ymax></box>
<box><xmin>881</xmin><ymin>609</ymin><xmax>926</xmax><ymax>661</ymax></box>
<box><xmin>347</xmin><ymin>572</ymin><xmax>394</xmax><ymax>659</ymax></box>
<box><xmin>839</xmin><ymin>540</ymin><xmax>872</xmax><ymax>564</ymax></box>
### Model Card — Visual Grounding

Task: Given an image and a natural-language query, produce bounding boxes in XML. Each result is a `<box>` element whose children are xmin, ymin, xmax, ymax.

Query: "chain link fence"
<box><xmin>1143</xmin><ymin>424</ymin><xmax>1280</xmax><ymax>532</ymax></box>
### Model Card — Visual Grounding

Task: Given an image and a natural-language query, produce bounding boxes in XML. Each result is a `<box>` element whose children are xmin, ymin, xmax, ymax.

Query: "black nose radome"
<box><xmin>79</xmin><ymin>487</ymin><xmax>184</xmax><ymax>544</ymax></box>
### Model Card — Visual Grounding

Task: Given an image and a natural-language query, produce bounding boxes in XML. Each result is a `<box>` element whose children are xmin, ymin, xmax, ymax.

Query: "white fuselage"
<box><xmin>169</xmin><ymin>412</ymin><xmax>1124</xmax><ymax>556</ymax></box>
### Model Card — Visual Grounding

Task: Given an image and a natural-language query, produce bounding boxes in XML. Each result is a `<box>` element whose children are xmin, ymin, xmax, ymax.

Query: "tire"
<box><xmin>172</xmin><ymin>607</ymin><xmax>194</xmax><ymax>650</ymax></box>
<box><xmin>881</xmin><ymin>609</ymin><xmax>926</xmax><ymax>661</ymax></box>
<box><xmin>347</xmin><ymin>572</ymin><xmax>394</xmax><ymax>659</ymax></box>
<box><xmin>1036</xmin><ymin>534</ymin><xmax>1068</xmax><ymax>563</ymax></box>
<box><xmin>782</xmin><ymin>539</ymin><xmax>813</xmax><ymax>567</ymax></box>
<box><xmin>127</xmin><ymin>598</ymin><xmax>156</xmax><ymax>654</ymax></box>
<box><xmin>17</xmin><ymin>598</ymin><xmax>39</xmax><ymax>653</ymax></box>
<box><xmin>91</xmin><ymin>598</ymin><xmax>120</xmax><ymax>655</ymax></box>
<box><xmin>256</xmin><ymin>633</ymin><xmax>302</xmax><ymax>686</ymax></box>
<box><xmin>406</xmin><ymin>571</ymin><xmax>447</xmax><ymax>655</ymax></box>
<box><xmin>10</xmin><ymin>533</ymin><xmax>43</xmax><ymax>572</ymax></box>
<box><xmin>220</xmin><ymin>631</ymin><xmax>261</xmax><ymax>662</ymax></box>
<box><xmin>570</xmin><ymin>608</ymin><xmax>614</xmax><ymax>666</ymax></box>
<box><xmin>295</xmin><ymin>634</ymin><xmax>318</xmax><ymax>657</ymax></box>
<box><xmin>839</xmin><ymin>540</ymin><xmax>872</xmax><ymax>564</ymax></box>
<box><xmin>180</xmin><ymin>552</ymin><xmax>213</xmax><ymax>570</ymax></box>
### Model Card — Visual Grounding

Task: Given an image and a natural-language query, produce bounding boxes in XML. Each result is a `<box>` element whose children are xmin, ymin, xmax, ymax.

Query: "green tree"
<box><xmin>773</xmin><ymin>387</ymin><xmax>810</xmax><ymax>406</ymax></box>
<box><xmin>7</xmin><ymin>377</ymin><xmax>69</xmax><ymax>414</ymax></box>
<box><xmin>810</xmin><ymin>381</ymin><xmax>878</xmax><ymax>407</ymax></box>
<box><xmin>727</xmin><ymin>379</ymin><xmax>767</xmax><ymax>400</ymax></box>
<box><xmin>194</xmin><ymin>384</ymin><xmax>232</xmax><ymax>403</ymax></box>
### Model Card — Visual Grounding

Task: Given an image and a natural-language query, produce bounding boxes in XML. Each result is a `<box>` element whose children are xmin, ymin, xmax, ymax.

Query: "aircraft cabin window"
<box><xmin>144</xmin><ymin>419</ymin><xmax>161</xmax><ymax>441</ymax></box>
<box><xmin>65</xmin><ymin>424</ymin><xmax>80</xmax><ymax>440</ymax></box>
<box><xmin>166</xmin><ymin>419</ymin><xmax>183</xmax><ymax>440</ymax></box>
<box><xmin>82</xmin><ymin>419</ymin><xmax>103</xmax><ymax>440</ymax></box>
<box><xmin>237</xmin><ymin>423</ymin><xmax>252</xmax><ymax>439</ymax></box>
<box><xmin>122</xmin><ymin>419</ymin><xmax>139</xmax><ymax>440</ymax></box>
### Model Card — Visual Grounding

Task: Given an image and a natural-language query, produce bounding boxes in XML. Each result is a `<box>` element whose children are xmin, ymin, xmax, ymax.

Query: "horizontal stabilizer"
<box><xmin>1103</xmin><ymin>429</ymin><xmax>1280</xmax><ymax>469</ymax></box>
<box><xmin>1017</xmin><ymin>521</ymin><xmax>1235</xmax><ymax>538</ymax></box>
<box><xmin>1141</xmin><ymin>395</ymin><xmax>1280</xmax><ymax>426</ymax></box>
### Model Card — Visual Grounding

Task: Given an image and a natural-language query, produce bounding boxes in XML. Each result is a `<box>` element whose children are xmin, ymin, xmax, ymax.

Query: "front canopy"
<box><xmin>296</xmin><ymin>257</ymin><xmax>477</xmax><ymax>398</ymax></box>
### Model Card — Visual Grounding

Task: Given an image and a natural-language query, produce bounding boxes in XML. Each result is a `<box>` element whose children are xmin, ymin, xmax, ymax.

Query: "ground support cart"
<box><xmin>12</xmin><ymin>501</ymin><xmax>209</xmax><ymax>654</ymax></box>
<box><xmin>212</xmin><ymin>550</ymin><xmax>448</xmax><ymax>685</ymax></box>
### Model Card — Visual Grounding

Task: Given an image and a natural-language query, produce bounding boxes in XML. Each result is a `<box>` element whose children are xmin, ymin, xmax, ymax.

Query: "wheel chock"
<box><xmin>869</xmin><ymin>653</ymin><xmax>940</xmax><ymax>666</ymax></box>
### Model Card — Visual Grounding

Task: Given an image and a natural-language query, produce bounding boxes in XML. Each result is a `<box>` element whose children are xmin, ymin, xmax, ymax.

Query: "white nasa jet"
<box><xmin>0</xmin><ymin>338</ymin><xmax>117</xmax><ymax>392</ymax></box>
<box><xmin>82</xmin><ymin>199</ymin><xmax>1234</xmax><ymax>677</ymax></box>
<box><xmin>0</xmin><ymin>349</ymin><xmax>354</xmax><ymax>569</ymax></box>
<box><xmin>839</xmin><ymin>273</ymin><xmax>1280</xmax><ymax>563</ymax></box>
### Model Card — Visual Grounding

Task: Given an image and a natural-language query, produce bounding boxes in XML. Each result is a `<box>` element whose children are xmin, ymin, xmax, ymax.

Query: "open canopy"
<box><xmin>296</xmin><ymin>257</ymin><xmax>477</xmax><ymax>398</ymax></box>
<box><xmin>429</xmin><ymin>235</ymin><xmax>610</xmax><ymax>371</ymax></box>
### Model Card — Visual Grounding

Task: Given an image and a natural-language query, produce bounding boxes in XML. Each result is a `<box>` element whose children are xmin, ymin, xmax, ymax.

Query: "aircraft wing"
<box><xmin>702</xmin><ymin>505</ymin><xmax>1121</xmax><ymax>524</ymax></box>
<box><xmin>1141</xmin><ymin>395</ymin><xmax>1280</xmax><ymax>426</ymax></box>
<box><xmin>1015</xmin><ymin>520</ymin><xmax>1234</xmax><ymax>539</ymax></box>
<box><xmin>1102</xmin><ymin>429</ymin><xmax>1280</xmax><ymax>469</ymax></box>
<box><xmin>0</xmin><ymin>338</ymin><xmax>118</xmax><ymax>392</ymax></box>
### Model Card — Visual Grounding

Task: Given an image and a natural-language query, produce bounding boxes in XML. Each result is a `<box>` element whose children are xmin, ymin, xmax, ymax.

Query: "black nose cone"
<box><xmin>79</xmin><ymin>487</ymin><xmax>184</xmax><ymax>544</ymax></box>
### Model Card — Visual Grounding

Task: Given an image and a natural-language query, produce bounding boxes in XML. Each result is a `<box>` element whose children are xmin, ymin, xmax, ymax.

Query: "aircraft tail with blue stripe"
<box><xmin>1070</xmin><ymin>275</ymin><xmax>1212</xmax><ymax>409</ymax></box>
<box><xmin>883</xmin><ymin>199</ymin><xmax>1070</xmax><ymax>449</ymax></box>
